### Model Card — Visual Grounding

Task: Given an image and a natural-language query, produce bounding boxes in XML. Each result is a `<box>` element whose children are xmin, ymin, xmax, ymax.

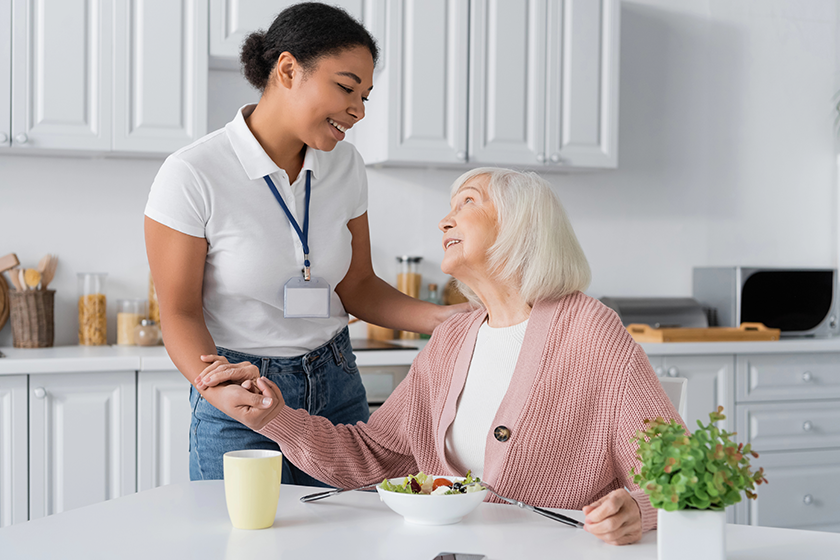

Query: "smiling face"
<box><xmin>281</xmin><ymin>46</ymin><xmax>374</xmax><ymax>152</ymax></box>
<box><xmin>439</xmin><ymin>175</ymin><xmax>499</xmax><ymax>282</ymax></box>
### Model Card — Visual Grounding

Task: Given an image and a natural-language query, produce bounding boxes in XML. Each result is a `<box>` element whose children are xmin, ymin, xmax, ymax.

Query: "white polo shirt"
<box><xmin>145</xmin><ymin>104</ymin><xmax>368</xmax><ymax>356</ymax></box>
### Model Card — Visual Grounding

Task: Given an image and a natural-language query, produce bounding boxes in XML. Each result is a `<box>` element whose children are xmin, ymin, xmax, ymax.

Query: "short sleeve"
<box><xmin>350</xmin><ymin>147</ymin><xmax>368</xmax><ymax>219</ymax></box>
<box><xmin>144</xmin><ymin>156</ymin><xmax>208</xmax><ymax>238</ymax></box>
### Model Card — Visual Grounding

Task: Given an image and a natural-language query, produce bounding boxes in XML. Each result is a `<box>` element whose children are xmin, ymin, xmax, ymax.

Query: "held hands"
<box><xmin>202</xmin><ymin>377</ymin><xmax>286</xmax><ymax>432</ymax></box>
<box><xmin>582</xmin><ymin>489</ymin><xmax>643</xmax><ymax>546</ymax></box>
<box><xmin>194</xmin><ymin>354</ymin><xmax>260</xmax><ymax>390</ymax></box>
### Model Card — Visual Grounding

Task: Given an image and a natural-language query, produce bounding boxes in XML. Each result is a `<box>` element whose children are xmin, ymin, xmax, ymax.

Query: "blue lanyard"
<box><xmin>264</xmin><ymin>170</ymin><xmax>312</xmax><ymax>280</ymax></box>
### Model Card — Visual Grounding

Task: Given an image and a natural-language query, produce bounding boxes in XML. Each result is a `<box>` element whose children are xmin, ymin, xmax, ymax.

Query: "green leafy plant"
<box><xmin>630</xmin><ymin>406</ymin><xmax>768</xmax><ymax>511</ymax></box>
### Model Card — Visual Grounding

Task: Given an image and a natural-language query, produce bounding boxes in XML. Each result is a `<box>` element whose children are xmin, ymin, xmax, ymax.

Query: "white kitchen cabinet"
<box><xmin>545</xmin><ymin>0</ymin><xmax>620</xmax><ymax>168</ymax></box>
<box><xmin>113</xmin><ymin>0</ymin><xmax>208</xmax><ymax>153</ymax></box>
<box><xmin>355</xmin><ymin>0</ymin><xmax>619</xmax><ymax>169</ymax></box>
<box><xmin>0</xmin><ymin>0</ymin><xmax>11</xmax><ymax>147</ymax></box>
<box><xmin>28</xmin><ymin>372</ymin><xmax>136</xmax><ymax>520</ymax></box>
<box><xmin>468</xmin><ymin>0</ymin><xmax>546</xmax><ymax>166</ymax></box>
<box><xmin>0</xmin><ymin>375</ymin><xmax>27</xmax><ymax>527</ymax></box>
<box><xmin>733</xmin><ymin>449</ymin><xmax>840</xmax><ymax>533</ymax></box>
<box><xmin>648</xmin><ymin>354</ymin><xmax>735</xmax><ymax>432</ymax></box>
<box><xmin>3</xmin><ymin>0</ymin><xmax>206</xmax><ymax>155</ymax></box>
<box><xmin>354</xmin><ymin>0</ymin><xmax>469</xmax><ymax>165</ymax></box>
<box><xmin>137</xmin><ymin>370</ymin><xmax>191</xmax><ymax>491</ymax></box>
<box><xmin>10</xmin><ymin>0</ymin><xmax>113</xmax><ymax>151</ymax></box>
<box><xmin>209</xmin><ymin>0</ymin><xmax>366</xmax><ymax>67</ymax></box>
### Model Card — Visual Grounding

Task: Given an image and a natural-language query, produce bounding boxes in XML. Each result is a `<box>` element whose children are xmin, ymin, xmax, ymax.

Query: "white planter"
<box><xmin>657</xmin><ymin>509</ymin><xmax>726</xmax><ymax>560</ymax></box>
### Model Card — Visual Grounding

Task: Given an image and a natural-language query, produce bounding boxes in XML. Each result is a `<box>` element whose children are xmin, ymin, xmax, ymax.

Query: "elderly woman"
<box><xmin>196</xmin><ymin>167</ymin><xmax>682</xmax><ymax>546</ymax></box>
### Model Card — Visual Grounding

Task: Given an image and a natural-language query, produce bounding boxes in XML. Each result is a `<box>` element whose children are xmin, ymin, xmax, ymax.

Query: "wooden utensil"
<box><xmin>41</xmin><ymin>255</ymin><xmax>58</xmax><ymax>290</ymax></box>
<box><xmin>0</xmin><ymin>253</ymin><xmax>20</xmax><ymax>273</ymax></box>
<box><xmin>7</xmin><ymin>268</ymin><xmax>23</xmax><ymax>292</ymax></box>
<box><xmin>19</xmin><ymin>269</ymin><xmax>27</xmax><ymax>291</ymax></box>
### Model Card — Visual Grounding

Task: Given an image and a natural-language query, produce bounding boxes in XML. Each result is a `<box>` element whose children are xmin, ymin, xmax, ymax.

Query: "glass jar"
<box><xmin>396</xmin><ymin>256</ymin><xmax>423</xmax><ymax>340</ymax></box>
<box><xmin>117</xmin><ymin>298</ymin><xmax>147</xmax><ymax>345</ymax></box>
<box><xmin>420</xmin><ymin>283</ymin><xmax>442</xmax><ymax>340</ymax></box>
<box><xmin>148</xmin><ymin>272</ymin><xmax>160</xmax><ymax>323</ymax></box>
<box><xmin>134</xmin><ymin>319</ymin><xmax>162</xmax><ymax>346</ymax></box>
<box><xmin>78</xmin><ymin>273</ymin><xmax>107</xmax><ymax>346</ymax></box>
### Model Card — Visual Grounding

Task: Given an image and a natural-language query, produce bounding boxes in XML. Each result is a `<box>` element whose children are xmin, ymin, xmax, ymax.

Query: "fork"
<box><xmin>467</xmin><ymin>480</ymin><xmax>584</xmax><ymax>529</ymax></box>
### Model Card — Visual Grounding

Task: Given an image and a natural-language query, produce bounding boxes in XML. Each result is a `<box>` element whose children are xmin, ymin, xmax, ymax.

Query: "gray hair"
<box><xmin>449</xmin><ymin>167</ymin><xmax>591</xmax><ymax>306</ymax></box>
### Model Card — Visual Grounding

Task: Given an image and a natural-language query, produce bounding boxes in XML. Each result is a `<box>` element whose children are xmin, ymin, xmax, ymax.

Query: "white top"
<box><xmin>445</xmin><ymin>318</ymin><xmax>528</xmax><ymax>478</ymax></box>
<box><xmin>2</xmin><ymin>481</ymin><xmax>836</xmax><ymax>560</ymax></box>
<box><xmin>145</xmin><ymin>104</ymin><xmax>368</xmax><ymax>356</ymax></box>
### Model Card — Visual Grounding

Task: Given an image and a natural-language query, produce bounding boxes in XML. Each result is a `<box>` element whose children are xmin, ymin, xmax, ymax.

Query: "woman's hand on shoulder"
<box><xmin>201</xmin><ymin>377</ymin><xmax>285</xmax><ymax>431</ymax></box>
<box><xmin>194</xmin><ymin>354</ymin><xmax>260</xmax><ymax>389</ymax></box>
<box><xmin>581</xmin><ymin>488</ymin><xmax>642</xmax><ymax>546</ymax></box>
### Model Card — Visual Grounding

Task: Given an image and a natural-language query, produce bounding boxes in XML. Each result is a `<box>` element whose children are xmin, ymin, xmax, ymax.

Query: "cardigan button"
<box><xmin>494</xmin><ymin>426</ymin><xmax>511</xmax><ymax>442</ymax></box>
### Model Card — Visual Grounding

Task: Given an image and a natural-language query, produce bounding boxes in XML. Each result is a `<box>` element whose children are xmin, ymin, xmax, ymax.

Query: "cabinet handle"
<box><xmin>802</xmin><ymin>371</ymin><xmax>812</xmax><ymax>382</ymax></box>
<box><xmin>654</xmin><ymin>366</ymin><xmax>665</xmax><ymax>377</ymax></box>
<box><xmin>14</xmin><ymin>133</ymin><xmax>28</xmax><ymax>144</ymax></box>
<box><xmin>667</xmin><ymin>366</ymin><xmax>679</xmax><ymax>377</ymax></box>
<box><xmin>803</xmin><ymin>494</ymin><xmax>814</xmax><ymax>505</ymax></box>
<box><xmin>802</xmin><ymin>421</ymin><xmax>813</xmax><ymax>432</ymax></box>
<box><xmin>536</xmin><ymin>153</ymin><xmax>546</xmax><ymax>163</ymax></box>
<box><xmin>550</xmin><ymin>153</ymin><xmax>561</xmax><ymax>163</ymax></box>
<box><xmin>33</xmin><ymin>387</ymin><xmax>46</xmax><ymax>399</ymax></box>
<box><xmin>0</xmin><ymin>132</ymin><xmax>7</xmax><ymax>143</ymax></box>
<box><xmin>456</xmin><ymin>151</ymin><xmax>467</xmax><ymax>162</ymax></box>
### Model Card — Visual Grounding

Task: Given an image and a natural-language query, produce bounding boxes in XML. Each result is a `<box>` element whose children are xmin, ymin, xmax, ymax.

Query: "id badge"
<box><xmin>284</xmin><ymin>277</ymin><xmax>330</xmax><ymax>318</ymax></box>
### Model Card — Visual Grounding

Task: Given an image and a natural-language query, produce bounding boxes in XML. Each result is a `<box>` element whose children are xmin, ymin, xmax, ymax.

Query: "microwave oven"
<box><xmin>692</xmin><ymin>267</ymin><xmax>840</xmax><ymax>337</ymax></box>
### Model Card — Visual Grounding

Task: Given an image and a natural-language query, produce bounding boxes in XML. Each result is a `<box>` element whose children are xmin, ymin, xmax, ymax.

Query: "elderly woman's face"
<box><xmin>438</xmin><ymin>175</ymin><xmax>498</xmax><ymax>281</ymax></box>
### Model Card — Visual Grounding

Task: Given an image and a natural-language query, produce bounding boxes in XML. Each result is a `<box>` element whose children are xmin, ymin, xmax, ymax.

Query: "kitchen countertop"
<box><xmin>2</xmin><ymin>336</ymin><xmax>840</xmax><ymax>375</ymax></box>
<box><xmin>1</xmin><ymin>481</ymin><xmax>837</xmax><ymax>560</ymax></box>
<box><xmin>0</xmin><ymin>339</ymin><xmax>428</xmax><ymax>375</ymax></box>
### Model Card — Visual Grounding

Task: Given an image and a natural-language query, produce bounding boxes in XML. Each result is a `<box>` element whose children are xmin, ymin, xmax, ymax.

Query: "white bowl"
<box><xmin>375</xmin><ymin>476</ymin><xmax>487</xmax><ymax>525</ymax></box>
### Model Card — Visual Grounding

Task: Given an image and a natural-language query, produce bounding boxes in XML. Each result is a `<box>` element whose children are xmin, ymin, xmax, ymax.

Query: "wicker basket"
<box><xmin>9</xmin><ymin>290</ymin><xmax>55</xmax><ymax>348</ymax></box>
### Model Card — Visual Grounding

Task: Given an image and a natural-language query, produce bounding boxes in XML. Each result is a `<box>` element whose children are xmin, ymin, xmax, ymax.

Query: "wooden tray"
<box><xmin>627</xmin><ymin>322</ymin><xmax>781</xmax><ymax>343</ymax></box>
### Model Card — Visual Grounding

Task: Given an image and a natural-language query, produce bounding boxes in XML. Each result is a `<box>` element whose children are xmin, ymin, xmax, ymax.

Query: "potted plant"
<box><xmin>631</xmin><ymin>406</ymin><xmax>768</xmax><ymax>560</ymax></box>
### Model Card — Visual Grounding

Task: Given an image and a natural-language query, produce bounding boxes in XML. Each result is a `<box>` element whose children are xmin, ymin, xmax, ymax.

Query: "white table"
<box><xmin>0</xmin><ymin>481</ymin><xmax>836</xmax><ymax>560</ymax></box>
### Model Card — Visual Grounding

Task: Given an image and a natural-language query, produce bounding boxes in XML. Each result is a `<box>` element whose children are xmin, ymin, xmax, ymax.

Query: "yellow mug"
<box><xmin>223</xmin><ymin>449</ymin><xmax>283</xmax><ymax>529</ymax></box>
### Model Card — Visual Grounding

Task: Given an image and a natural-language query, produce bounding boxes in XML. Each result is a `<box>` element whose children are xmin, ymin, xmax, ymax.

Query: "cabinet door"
<box><xmin>657</xmin><ymin>355</ymin><xmax>735</xmax><ymax>432</ymax></box>
<box><xmin>209</xmin><ymin>0</ymin><xmax>365</xmax><ymax>62</ymax></box>
<box><xmin>545</xmin><ymin>0</ymin><xmax>619</xmax><ymax>168</ymax></box>
<box><xmin>10</xmin><ymin>0</ymin><xmax>112</xmax><ymax>150</ymax></box>
<box><xmin>28</xmin><ymin>372</ymin><xmax>136</xmax><ymax>520</ymax></box>
<box><xmin>113</xmin><ymin>0</ymin><xmax>207</xmax><ymax>153</ymax></box>
<box><xmin>359</xmin><ymin>0</ymin><xmax>468</xmax><ymax>164</ymax></box>
<box><xmin>0</xmin><ymin>0</ymin><xmax>10</xmax><ymax>147</ymax></box>
<box><xmin>137</xmin><ymin>371</ymin><xmax>191</xmax><ymax>491</ymax></box>
<box><xmin>0</xmin><ymin>376</ymin><xmax>27</xmax><ymax>527</ymax></box>
<box><xmin>733</xmin><ymin>449</ymin><xmax>840</xmax><ymax>532</ymax></box>
<box><xmin>469</xmin><ymin>0</ymin><xmax>547</xmax><ymax>166</ymax></box>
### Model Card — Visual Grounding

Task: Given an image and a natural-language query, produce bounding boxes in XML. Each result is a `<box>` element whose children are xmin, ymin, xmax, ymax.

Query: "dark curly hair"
<box><xmin>240</xmin><ymin>2</ymin><xmax>379</xmax><ymax>91</ymax></box>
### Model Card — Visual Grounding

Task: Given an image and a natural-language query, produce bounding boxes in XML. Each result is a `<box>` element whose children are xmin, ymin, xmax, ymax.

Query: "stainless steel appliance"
<box><xmin>692</xmin><ymin>267</ymin><xmax>840</xmax><ymax>337</ymax></box>
<box><xmin>599</xmin><ymin>297</ymin><xmax>708</xmax><ymax>328</ymax></box>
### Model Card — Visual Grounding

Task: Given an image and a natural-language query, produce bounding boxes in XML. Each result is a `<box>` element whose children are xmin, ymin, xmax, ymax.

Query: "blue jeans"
<box><xmin>189</xmin><ymin>327</ymin><xmax>370</xmax><ymax>487</ymax></box>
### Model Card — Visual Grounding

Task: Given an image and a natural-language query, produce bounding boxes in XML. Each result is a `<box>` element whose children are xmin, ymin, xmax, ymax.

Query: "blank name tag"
<box><xmin>284</xmin><ymin>277</ymin><xmax>331</xmax><ymax>318</ymax></box>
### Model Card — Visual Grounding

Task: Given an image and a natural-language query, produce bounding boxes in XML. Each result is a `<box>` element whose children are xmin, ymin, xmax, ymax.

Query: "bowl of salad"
<box><xmin>376</xmin><ymin>472</ymin><xmax>487</xmax><ymax>525</ymax></box>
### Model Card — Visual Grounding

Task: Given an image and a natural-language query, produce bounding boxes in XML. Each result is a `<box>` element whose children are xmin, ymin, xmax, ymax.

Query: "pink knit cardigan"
<box><xmin>259</xmin><ymin>292</ymin><xmax>682</xmax><ymax>533</ymax></box>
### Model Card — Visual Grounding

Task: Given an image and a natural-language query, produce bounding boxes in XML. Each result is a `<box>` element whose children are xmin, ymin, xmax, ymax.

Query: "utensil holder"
<box><xmin>9</xmin><ymin>290</ymin><xmax>55</xmax><ymax>348</ymax></box>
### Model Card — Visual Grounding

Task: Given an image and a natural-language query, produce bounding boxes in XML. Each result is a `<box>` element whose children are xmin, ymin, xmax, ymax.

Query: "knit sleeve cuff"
<box><xmin>629</xmin><ymin>489</ymin><xmax>658</xmax><ymax>533</ymax></box>
<box><xmin>257</xmin><ymin>405</ymin><xmax>306</xmax><ymax>446</ymax></box>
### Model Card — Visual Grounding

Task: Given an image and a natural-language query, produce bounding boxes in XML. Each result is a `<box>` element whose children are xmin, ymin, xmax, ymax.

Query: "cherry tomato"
<box><xmin>432</xmin><ymin>478</ymin><xmax>452</xmax><ymax>491</ymax></box>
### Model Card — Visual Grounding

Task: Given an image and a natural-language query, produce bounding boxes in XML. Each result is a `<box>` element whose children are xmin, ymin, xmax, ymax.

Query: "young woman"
<box><xmin>144</xmin><ymin>2</ymin><xmax>465</xmax><ymax>486</ymax></box>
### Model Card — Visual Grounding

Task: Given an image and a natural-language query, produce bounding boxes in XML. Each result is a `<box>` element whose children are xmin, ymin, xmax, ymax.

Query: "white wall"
<box><xmin>1</xmin><ymin>0</ymin><xmax>837</xmax><ymax>347</ymax></box>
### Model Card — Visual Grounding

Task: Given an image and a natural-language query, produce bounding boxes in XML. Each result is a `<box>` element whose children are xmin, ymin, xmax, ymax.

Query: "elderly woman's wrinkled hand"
<box><xmin>203</xmin><ymin>377</ymin><xmax>286</xmax><ymax>432</ymax></box>
<box><xmin>582</xmin><ymin>489</ymin><xmax>642</xmax><ymax>545</ymax></box>
<box><xmin>194</xmin><ymin>354</ymin><xmax>260</xmax><ymax>390</ymax></box>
